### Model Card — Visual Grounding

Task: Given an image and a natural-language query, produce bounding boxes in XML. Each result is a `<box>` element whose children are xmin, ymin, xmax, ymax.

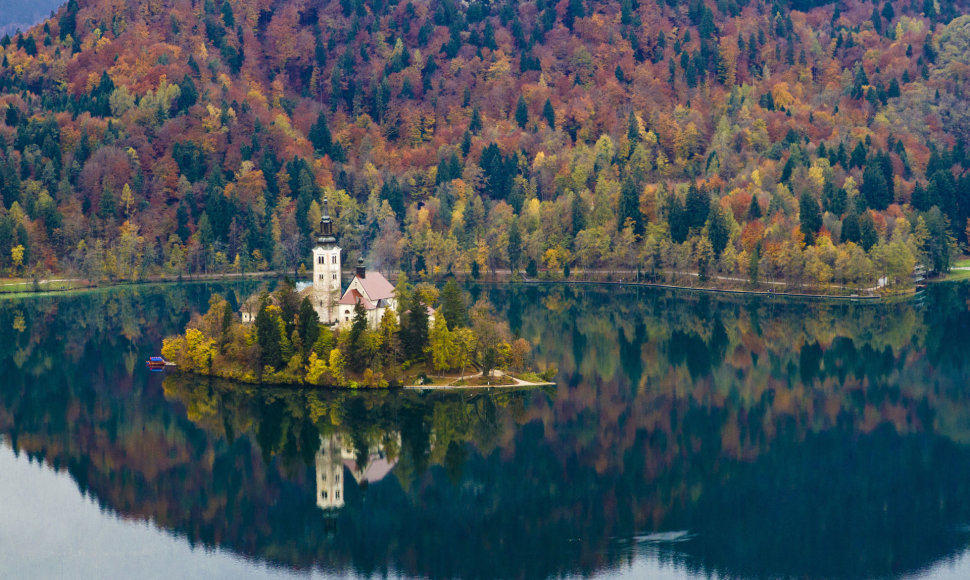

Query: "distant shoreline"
<box><xmin>3</xmin><ymin>267</ymin><xmax>954</xmax><ymax>302</ymax></box>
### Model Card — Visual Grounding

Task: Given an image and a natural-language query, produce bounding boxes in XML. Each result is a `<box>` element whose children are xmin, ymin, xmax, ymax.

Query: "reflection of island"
<box><xmin>316</xmin><ymin>432</ymin><xmax>399</xmax><ymax>512</ymax></box>
<box><xmin>3</xmin><ymin>283</ymin><xmax>970</xmax><ymax>579</ymax></box>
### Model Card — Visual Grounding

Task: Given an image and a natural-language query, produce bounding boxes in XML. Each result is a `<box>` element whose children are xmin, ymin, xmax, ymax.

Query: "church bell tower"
<box><xmin>312</xmin><ymin>198</ymin><xmax>341</xmax><ymax>324</ymax></box>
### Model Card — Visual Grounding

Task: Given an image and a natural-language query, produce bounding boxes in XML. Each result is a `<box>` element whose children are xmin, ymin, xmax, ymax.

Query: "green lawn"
<box><xmin>944</xmin><ymin>269</ymin><xmax>970</xmax><ymax>282</ymax></box>
<box><xmin>0</xmin><ymin>279</ymin><xmax>90</xmax><ymax>293</ymax></box>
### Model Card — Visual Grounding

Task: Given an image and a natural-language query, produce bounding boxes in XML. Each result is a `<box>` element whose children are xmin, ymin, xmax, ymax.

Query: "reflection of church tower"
<box><xmin>314</xmin><ymin>431</ymin><xmax>402</xmax><ymax>512</ymax></box>
<box><xmin>316</xmin><ymin>434</ymin><xmax>346</xmax><ymax>511</ymax></box>
<box><xmin>312</xmin><ymin>198</ymin><xmax>341</xmax><ymax>324</ymax></box>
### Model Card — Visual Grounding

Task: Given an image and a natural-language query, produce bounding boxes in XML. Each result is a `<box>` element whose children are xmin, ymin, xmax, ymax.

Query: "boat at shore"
<box><xmin>146</xmin><ymin>356</ymin><xmax>175</xmax><ymax>370</ymax></box>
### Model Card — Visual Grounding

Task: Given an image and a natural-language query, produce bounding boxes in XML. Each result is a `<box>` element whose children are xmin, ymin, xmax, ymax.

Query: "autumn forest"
<box><xmin>1</xmin><ymin>0</ymin><xmax>969</xmax><ymax>292</ymax></box>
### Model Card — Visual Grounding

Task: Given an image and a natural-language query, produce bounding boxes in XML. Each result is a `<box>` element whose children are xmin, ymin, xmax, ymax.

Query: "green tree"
<box><xmin>309</xmin><ymin>111</ymin><xmax>334</xmax><ymax>156</ymax></box>
<box><xmin>255</xmin><ymin>300</ymin><xmax>283</xmax><ymax>371</ymax></box>
<box><xmin>748</xmin><ymin>243</ymin><xmax>761</xmax><ymax>285</ymax></box>
<box><xmin>707</xmin><ymin>203</ymin><xmax>731</xmax><ymax>258</ymax></box>
<box><xmin>507</xmin><ymin>219</ymin><xmax>522</xmax><ymax>273</ymax></box>
<box><xmin>402</xmin><ymin>292</ymin><xmax>429</xmax><ymax>361</ymax></box>
<box><xmin>515</xmin><ymin>95</ymin><xmax>529</xmax><ymax>129</ymax></box>
<box><xmin>470</xmin><ymin>300</ymin><xmax>508</xmax><ymax>378</ymax></box>
<box><xmin>542</xmin><ymin>98</ymin><xmax>555</xmax><ymax>129</ymax></box>
<box><xmin>859</xmin><ymin>212</ymin><xmax>879</xmax><ymax>252</ymax></box>
<box><xmin>346</xmin><ymin>301</ymin><xmax>371</xmax><ymax>373</ymax></box>
<box><xmin>297</xmin><ymin>297</ymin><xmax>320</xmax><ymax>355</ymax></box>
<box><xmin>746</xmin><ymin>195</ymin><xmax>762</xmax><ymax>220</ymax></box>
<box><xmin>799</xmin><ymin>191</ymin><xmax>822</xmax><ymax>244</ymax></box>
<box><xmin>618</xmin><ymin>178</ymin><xmax>643</xmax><ymax>234</ymax></box>
<box><xmin>924</xmin><ymin>206</ymin><xmax>956</xmax><ymax>273</ymax></box>
<box><xmin>428</xmin><ymin>311</ymin><xmax>456</xmax><ymax>373</ymax></box>
<box><xmin>440</xmin><ymin>279</ymin><xmax>467</xmax><ymax>329</ymax></box>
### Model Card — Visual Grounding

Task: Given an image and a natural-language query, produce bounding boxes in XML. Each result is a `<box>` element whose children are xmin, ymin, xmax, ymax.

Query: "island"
<box><xmin>162</xmin><ymin>202</ymin><xmax>554</xmax><ymax>388</ymax></box>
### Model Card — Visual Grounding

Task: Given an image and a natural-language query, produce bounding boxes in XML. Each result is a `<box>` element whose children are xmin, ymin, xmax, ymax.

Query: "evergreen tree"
<box><xmin>309</xmin><ymin>111</ymin><xmax>334</xmax><ymax>156</ymax></box>
<box><xmin>618</xmin><ymin>178</ymin><xmax>643</xmax><ymax>234</ymax></box>
<box><xmin>346</xmin><ymin>301</ymin><xmax>370</xmax><ymax>373</ymax></box>
<box><xmin>707</xmin><ymin>203</ymin><xmax>731</xmax><ymax>257</ymax></box>
<box><xmin>542</xmin><ymin>98</ymin><xmax>556</xmax><ymax>129</ymax></box>
<box><xmin>255</xmin><ymin>300</ymin><xmax>283</xmax><ymax>370</ymax></box>
<box><xmin>861</xmin><ymin>163</ymin><xmax>891</xmax><ymax>210</ymax></box>
<box><xmin>859</xmin><ymin>212</ymin><xmax>879</xmax><ymax>251</ymax></box>
<box><xmin>297</xmin><ymin>297</ymin><xmax>320</xmax><ymax>355</ymax></box>
<box><xmin>571</xmin><ymin>193</ymin><xmax>586</xmax><ymax>234</ymax></box>
<box><xmin>841</xmin><ymin>213</ymin><xmax>861</xmax><ymax>245</ymax></box>
<box><xmin>799</xmin><ymin>191</ymin><xmax>822</xmax><ymax>244</ymax></box>
<box><xmin>627</xmin><ymin>110</ymin><xmax>640</xmax><ymax>145</ymax></box>
<box><xmin>440</xmin><ymin>279</ymin><xmax>467</xmax><ymax>329</ymax></box>
<box><xmin>469</xmin><ymin>107</ymin><xmax>482</xmax><ymax>133</ymax></box>
<box><xmin>684</xmin><ymin>183</ymin><xmax>710</xmax><ymax>230</ymax></box>
<box><xmin>746</xmin><ymin>195</ymin><xmax>762</xmax><ymax>220</ymax></box>
<box><xmin>515</xmin><ymin>95</ymin><xmax>529</xmax><ymax>129</ymax></box>
<box><xmin>402</xmin><ymin>293</ymin><xmax>429</xmax><ymax>361</ymax></box>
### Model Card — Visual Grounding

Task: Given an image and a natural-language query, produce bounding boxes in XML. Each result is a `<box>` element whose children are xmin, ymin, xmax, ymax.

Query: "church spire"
<box><xmin>317</xmin><ymin>197</ymin><xmax>337</xmax><ymax>247</ymax></box>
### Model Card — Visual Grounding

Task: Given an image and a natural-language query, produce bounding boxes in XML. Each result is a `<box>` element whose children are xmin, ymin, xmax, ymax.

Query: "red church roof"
<box><xmin>356</xmin><ymin>271</ymin><xmax>395</xmax><ymax>300</ymax></box>
<box><xmin>338</xmin><ymin>288</ymin><xmax>376</xmax><ymax>310</ymax></box>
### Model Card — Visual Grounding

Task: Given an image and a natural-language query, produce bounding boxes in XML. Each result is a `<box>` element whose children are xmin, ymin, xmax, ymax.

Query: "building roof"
<box><xmin>339</xmin><ymin>288</ymin><xmax>376</xmax><ymax>310</ymax></box>
<box><xmin>355</xmin><ymin>271</ymin><xmax>395</xmax><ymax>301</ymax></box>
<box><xmin>343</xmin><ymin>456</ymin><xmax>397</xmax><ymax>484</ymax></box>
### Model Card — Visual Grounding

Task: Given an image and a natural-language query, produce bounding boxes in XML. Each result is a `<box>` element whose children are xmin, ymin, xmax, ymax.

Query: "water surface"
<box><xmin>1</xmin><ymin>281</ymin><xmax>970</xmax><ymax>579</ymax></box>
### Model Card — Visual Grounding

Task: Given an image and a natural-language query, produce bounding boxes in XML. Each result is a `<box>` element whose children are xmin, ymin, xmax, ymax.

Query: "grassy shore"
<box><xmin>943</xmin><ymin>258</ymin><xmax>970</xmax><ymax>282</ymax></box>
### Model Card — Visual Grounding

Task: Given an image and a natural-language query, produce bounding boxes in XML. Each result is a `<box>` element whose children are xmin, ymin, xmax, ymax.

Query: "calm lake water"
<box><xmin>1</xmin><ymin>281</ymin><xmax>970</xmax><ymax>579</ymax></box>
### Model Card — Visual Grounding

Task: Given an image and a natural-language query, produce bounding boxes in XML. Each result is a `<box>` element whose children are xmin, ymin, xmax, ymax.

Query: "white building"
<box><xmin>335</xmin><ymin>258</ymin><xmax>397</xmax><ymax>328</ymax></box>
<box><xmin>240</xmin><ymin>197</ymin><xmax>397</xmax><ymax>329</ymax></box>
<box><xmin>310</xmin><ymin>198</ymin><xmax>342</xmax><ymax>325</ymax></box>
<box><xmin>305</xmin><ymin>198</ymin><xmax>396</xmax><ymax>329</ymax></box>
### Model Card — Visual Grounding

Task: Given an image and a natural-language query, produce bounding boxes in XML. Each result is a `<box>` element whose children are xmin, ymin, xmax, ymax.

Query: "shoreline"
<box><xmin>4</xmin><ymin>267</ymin><xmax>958</xmax><ymax>302</ymax></box>
<box><xmin>161</xmin><ymin>368</ymin><xmax>554</xmax><ymax>391</ymax></box>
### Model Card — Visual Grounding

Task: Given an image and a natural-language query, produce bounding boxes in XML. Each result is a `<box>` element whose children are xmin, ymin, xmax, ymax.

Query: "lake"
<box><xmin>1</xmin><ymin>281</ymin><xmax>969</xmax><ymax>579</ymax></box>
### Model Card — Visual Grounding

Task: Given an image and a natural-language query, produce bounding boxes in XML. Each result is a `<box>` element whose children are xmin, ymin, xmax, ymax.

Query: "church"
<box><xmin>305</xmin><ymin>198</ymin><xmax>396</xmax><ymax>329</ymax></box>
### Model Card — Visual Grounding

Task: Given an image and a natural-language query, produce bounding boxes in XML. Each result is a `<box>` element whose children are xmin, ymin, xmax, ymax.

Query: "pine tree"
<box><xmin>346</xmin><ymin>301</ymin><xmax>370</xmax><ymax>373</ymax></box>
<box><xmin>542</xmin><ymin>99</ymin><xmax>555</xmax><ymax>129</ymax></box>
<box><xmin>440</xmin><ymin>280</ymin><xmax>467</xmax><ymax>329</ymax></box>
<box><xmin>707</xmin><ymin>203</ymin><xmax>730</xmax><ymax>257</ymax></box>
<box><xmin>515</xmin><ymin>96</ymin><xmax>529</xmax><ymax>129</ymax></box>
<box><xmin>402</xmin><ymin>293</ymin><xmax>429</xmax><ymax>361</ymax></box>
<box><xmin>618</xmin><ymin>178</ymin><xmax>643</xmax><ymax>234</ymax></box>
<box><xmin>747</xmin><ymin>195</ymin><xmax>763</xmax><ymax>220</ymax></box>
<box><xmin>469</xmin><ymin>107</ymin><xmax>482</xmax><ymax>133</ymax></box>
<box><xmin>297</xmin><ymin>297</ymin><xmax>320</xmax><ymax>355</ymax></box>
<box><xmin>309</xmin><ymin>111</ymin><xmax>333</xmax><ymax>156</ymax></box>
<box><xmin>255</xmin><ymin>300</ymin><xmax>283</xmax><ymax>371</ymax></box>
<box><xmin>799</xmin><ymin>191</ymin><xmax>822</xmax><ymax>245</ymax></box>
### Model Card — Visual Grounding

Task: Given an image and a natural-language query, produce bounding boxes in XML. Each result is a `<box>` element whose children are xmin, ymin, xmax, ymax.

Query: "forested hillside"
<box><xmin>0</xmin><ymin>0</ymin><xmax>968</xmax><ymax>290</ymax></box>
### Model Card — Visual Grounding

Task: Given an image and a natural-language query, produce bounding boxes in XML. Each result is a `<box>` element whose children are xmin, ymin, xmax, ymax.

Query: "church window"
<box><xmin>319</xmin><ymin>274</ymin><xmax>325</xmax><ymax>280</ymax></box>
<box><xmin>318</xmin><ymin>256</ymin><xmax>324</xmax><ymax>264</ymax></box>
<box><xmin>332</xmin><ymin>274</ymin><xmax>336</xmax><ymax>280</ymax></box>
<box><xmin>336</xmin><ymin>491</ymin><xmax>340</xmax><ymax>499</ymax></box>
<box><xmin>321</xmin><ymin>491</ymin><xmax>328</xmax><ymax>500</ymax></box>
<box><xmin>332</xmin><ymin>255</ymin><xmax>337</xmax><ymax>264</ymax></box>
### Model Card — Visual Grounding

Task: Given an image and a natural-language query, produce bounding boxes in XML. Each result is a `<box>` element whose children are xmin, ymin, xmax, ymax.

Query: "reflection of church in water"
<box><xmin>315</xmin><ymin>433</ymin><xmax>400</xmax><ymax>511</ymax></box>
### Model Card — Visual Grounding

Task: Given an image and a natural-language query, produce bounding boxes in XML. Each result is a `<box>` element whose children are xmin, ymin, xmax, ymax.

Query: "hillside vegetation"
<box><xmin>0</xmin><ymin>0</ymin><xmax>969</xmax><ymax>291</ymax></box>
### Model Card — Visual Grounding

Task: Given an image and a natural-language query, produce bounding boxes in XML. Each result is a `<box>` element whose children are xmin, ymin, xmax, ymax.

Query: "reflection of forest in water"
<box><xmin>1</xmin><ymin>282</ymin><xmax>970</xmax><ymax>579</ymax></box>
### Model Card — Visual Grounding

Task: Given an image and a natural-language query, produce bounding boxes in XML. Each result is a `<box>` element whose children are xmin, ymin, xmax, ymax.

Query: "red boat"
<box><xmin>146</xmin><ymin>356</ymin><xmax>170</xmax><ymax>371</ymax></box>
